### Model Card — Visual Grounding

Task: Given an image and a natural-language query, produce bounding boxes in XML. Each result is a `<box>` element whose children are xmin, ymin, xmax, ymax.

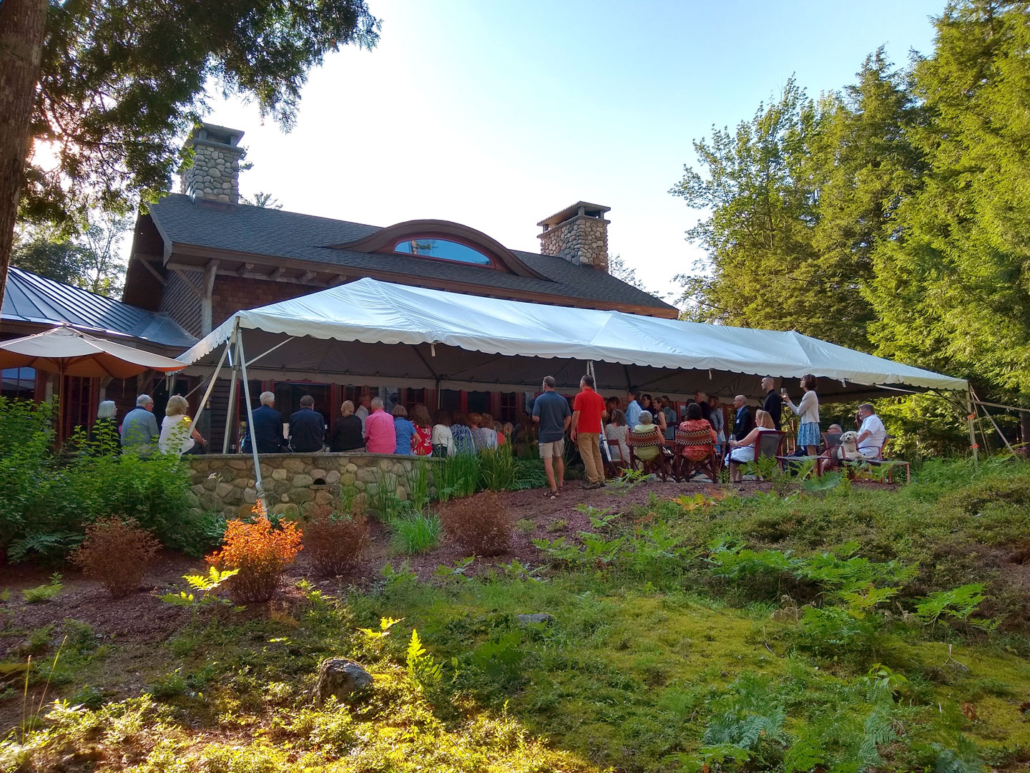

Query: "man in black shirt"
<box><xmin>289</xmin><ymin>395</ymin><xmax>326</xmax><ymax>453</ymax></box>
<box><xmin>243</xmin><ymin>391</ymin><xmax>286</xmax><ymax>453</ymax></box>
<box><xmin>761</xmin><ymin>377</ymin><xmax>783</xmax><ymax>430</ymax></box>
<box><xmin>694</xmin><ymin>390</ymin><xmax>713</xmax><ymax>424</ymax></box>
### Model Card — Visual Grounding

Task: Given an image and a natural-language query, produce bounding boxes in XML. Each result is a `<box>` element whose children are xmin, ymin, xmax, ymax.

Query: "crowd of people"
<box><xmin>85</xmin><ymin>376</ymin><xmax>888</xmax><ymax>476</ymax></box>
<box><xmin>241</xmin><ymin>391</ymin><xmax>516</xmax><ymax>458</ymax></box>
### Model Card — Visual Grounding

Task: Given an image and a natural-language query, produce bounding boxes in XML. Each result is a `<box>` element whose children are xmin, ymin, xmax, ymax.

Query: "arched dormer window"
<box><xmin>331</xmin><ymin>219</ymin><xmax>548</xmax><ymax>279</ymax></box>
<box><xmin>392</xmin><ymin>237</ymin><xmax>492</xmax><ymax>266</ymax></box>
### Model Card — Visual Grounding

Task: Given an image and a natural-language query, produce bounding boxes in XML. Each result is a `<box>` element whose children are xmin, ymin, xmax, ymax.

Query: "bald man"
<box><xmin>731</xmin><ymin>395</ymin><xmax>754</xmax><ymax>444</ymax></box>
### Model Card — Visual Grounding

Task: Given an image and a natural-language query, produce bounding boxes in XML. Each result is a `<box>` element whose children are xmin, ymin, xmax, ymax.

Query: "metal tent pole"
<box><xmin>222</xmin><ymin>324</ymin><xmax>240</xmax><ymax>455</ymax></box>
<box><xmin>966</xmin><ymin>387</ymin><xmax>979</xmax><ymax>464</ymax></box>
<box><xmin>189</xmin><ymin>339</ymin><xmax>231</xmax><ymax>438</ymax></box>
<box><xmin>236</xmin><ymin>328</ymin><xmax>266</xmax><ymax>510</ymax></box>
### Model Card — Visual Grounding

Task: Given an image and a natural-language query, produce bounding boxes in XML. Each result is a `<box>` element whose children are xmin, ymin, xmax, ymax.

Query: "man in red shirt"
<box><xmin>571</xmin><ymin>374</ymin><xmax>606</xmax><ymax>488</ymax></box>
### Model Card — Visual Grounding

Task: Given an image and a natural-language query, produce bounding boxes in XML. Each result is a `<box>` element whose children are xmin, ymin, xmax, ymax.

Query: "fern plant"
<box><xmin>406</xmin><ymin>629</ymin><xmax>442</xmax><ymax>689</ymax></box>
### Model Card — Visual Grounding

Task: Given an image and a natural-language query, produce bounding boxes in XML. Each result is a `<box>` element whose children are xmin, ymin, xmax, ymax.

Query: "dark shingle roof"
<box><xmin>147</xmin><ymin>194</ymin><xmax>677</xmax><ymax>314</ymax></box>
<box><xmin>2</xmin><ymin>267</ymin><xmax>197</xmax><ymax>349</ymax></box>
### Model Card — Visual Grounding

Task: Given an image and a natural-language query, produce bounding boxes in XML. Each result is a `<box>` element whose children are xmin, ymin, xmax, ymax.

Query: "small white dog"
<box><xmin>834</xmin><ymin>431</ymin><xmax>864</xmax><ymax>461</ymax></box>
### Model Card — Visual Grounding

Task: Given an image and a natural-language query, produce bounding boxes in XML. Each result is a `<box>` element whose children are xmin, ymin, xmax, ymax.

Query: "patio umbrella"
<box><xmin>0</xmin><ymin>325</ymin><xmax>186</xmax><ymax>378</ymax></box>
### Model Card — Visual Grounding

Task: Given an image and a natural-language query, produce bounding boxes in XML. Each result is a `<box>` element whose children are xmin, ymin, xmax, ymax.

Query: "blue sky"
<box><xmin>202</xmin><ymin>0</ymin><xmax>945</xmax><ymax>300</ymax></box>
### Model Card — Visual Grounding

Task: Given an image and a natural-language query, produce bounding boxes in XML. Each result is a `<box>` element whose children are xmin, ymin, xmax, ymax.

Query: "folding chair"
<box><xmin>757</xmin><ymin>430</ymin><xmax>786</xmax><ymax>467</ymax></box>
<box><xmin>627</xmin><ymin>428</ymin><xmax>670</xmax><ymax>481</ymax></box>
<box><xmin>673</xmin><ymin>427</ymin><xmax>721</xmax><ymax>484</ymax></box>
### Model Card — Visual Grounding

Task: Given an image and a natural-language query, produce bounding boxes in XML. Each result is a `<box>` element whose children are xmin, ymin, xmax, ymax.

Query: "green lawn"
<box><xmin>3</xmin><ymin>458</ymin><xmax>1030</xmax><ymax>772</ymax></box>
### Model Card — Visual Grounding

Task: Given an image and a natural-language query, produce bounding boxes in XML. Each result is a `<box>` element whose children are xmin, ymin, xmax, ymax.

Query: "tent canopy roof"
<box><xmin>177</xmin><ymin>278</ymin><xmax>966</xmax><ymax>400</ymax></box>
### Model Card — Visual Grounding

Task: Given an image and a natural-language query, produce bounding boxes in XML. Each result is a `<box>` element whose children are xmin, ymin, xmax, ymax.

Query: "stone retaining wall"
<box><xmin>188</xmin><ymin>453</ymin><xmax>441</xmax><ymax>521</ymax></box>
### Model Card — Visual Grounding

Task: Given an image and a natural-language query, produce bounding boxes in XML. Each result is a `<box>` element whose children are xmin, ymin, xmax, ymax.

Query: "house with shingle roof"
<box><xmin>115</xmin><ymin>123</ymin><xmax>677</xmax><ymax>450</ymax></box>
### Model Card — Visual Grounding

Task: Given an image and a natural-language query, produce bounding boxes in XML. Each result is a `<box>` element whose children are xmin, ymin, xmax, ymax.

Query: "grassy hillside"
<box><xmin>2</xmin><ymin>458</ymin><xmax>1030</xmax><ymax>772</ymax></box>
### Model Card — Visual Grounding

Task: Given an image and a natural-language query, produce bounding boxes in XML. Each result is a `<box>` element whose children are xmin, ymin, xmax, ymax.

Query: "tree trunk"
<box><xmin>0</xmin><ymin>0</ymin><xmax>48</xmax><ymax>320</ymax></box>
<box><xmin>1021</xmin><ymin>411</ymin><xmax>1030</xmax><ymax>458</ymax></box>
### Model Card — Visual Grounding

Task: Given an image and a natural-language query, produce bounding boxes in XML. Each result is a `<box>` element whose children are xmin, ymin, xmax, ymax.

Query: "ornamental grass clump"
<box><xmin>207</xmin><ymin>510</ymin><xmax>302</xmax><ymax>603</ymax></box>
<box><xmin>70</xmin><ymin>517</ymin><xmax>161</xmax><ymax>599</ymax></box>
<box><xmin>438</xmin><ymin>491</ymin><xmax>511</xmax><ymax>557</ymax></box>
<box><xmin>304</xmin><ymin>501</ymin><xmax>370</xmax><ymax>577</ymax></box>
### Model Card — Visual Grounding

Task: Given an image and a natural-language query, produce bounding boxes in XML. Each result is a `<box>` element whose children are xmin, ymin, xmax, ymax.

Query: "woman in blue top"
<box><xmin>392</xmin><ymin>405</ymin><xmax>416</xmax><ymax>455</ymax></box>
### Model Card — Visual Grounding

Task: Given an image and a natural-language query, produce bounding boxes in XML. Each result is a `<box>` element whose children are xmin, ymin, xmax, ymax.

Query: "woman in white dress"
<box><xmin>726</xmin><ymin>409</ymin><xmax>776</xmax><ymax>483</ymax></box>
<box><xmin>158</xmin><ymin>395</ymin><xmax>206</xmax><ymax>456</ymax></box>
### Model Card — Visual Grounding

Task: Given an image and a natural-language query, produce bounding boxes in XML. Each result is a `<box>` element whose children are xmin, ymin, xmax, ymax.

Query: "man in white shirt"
<box><xmin>355</xmin><ymin>394</ymin><xmax>371</xmax><ymax>435</ymax></box>
<box><xmin>856</xmin><ymin>403</ymin><xmax>887</xmax><ymax>458</ymax></box>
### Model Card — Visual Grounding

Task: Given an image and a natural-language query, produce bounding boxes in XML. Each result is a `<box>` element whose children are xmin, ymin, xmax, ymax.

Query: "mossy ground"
<box><xmin>2</xmin><ymin>458</ymin><xmax>1030</xmax><ymax>771</ymax></box>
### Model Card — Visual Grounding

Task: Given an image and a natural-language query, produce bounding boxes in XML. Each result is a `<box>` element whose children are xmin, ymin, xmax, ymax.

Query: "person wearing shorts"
<box><xmin>533</xmin><ymin>376</ymin><xmax>571</xmax><ymax>498</ymax></box>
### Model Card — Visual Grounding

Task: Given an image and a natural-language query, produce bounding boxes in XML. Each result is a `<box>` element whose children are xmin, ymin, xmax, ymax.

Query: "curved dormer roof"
<box><xmin>331</xmin><ymin>219</ymin><xmax>548</xmax><ymax>279</ymax></box>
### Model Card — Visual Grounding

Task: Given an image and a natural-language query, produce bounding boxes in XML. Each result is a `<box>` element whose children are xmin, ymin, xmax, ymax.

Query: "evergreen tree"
<box><xmin>869</xmin><ymin>0</ymin><xmax>1030</xmax><ymax>402</ymax></box>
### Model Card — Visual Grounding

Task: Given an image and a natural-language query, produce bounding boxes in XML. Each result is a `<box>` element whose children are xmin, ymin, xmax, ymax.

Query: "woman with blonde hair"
<box><xmin>158</xmin><ymin>395</ymin><xmax>205</xmax><ymax>456</ymax></box>
<box><xmin>330</xmin><ymin>400</ymin><xmax>364</xmax><ymax>452</ymax></box>
<box><xmin>726</xmin><ymin>409</ymin><xmax>776</xmax><ymax>483</ymax></box>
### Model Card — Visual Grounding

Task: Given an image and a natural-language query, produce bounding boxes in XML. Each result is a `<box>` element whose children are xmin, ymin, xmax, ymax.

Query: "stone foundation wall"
<box><xmin>188</xmin><ymin>453</ymin><xmax>441</xmax><ymax>521</ymax></box>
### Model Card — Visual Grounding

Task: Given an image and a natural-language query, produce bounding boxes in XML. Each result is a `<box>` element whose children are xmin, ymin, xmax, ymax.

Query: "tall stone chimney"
<box><xmin>537</xmin><ymin>201</ymin><xmax>611</xmax><ymax>271</ymax></box>
<box><xmin>179</xmin><ymin>123</ymin><xmax>246</xmax><ymax>204</ymax></box>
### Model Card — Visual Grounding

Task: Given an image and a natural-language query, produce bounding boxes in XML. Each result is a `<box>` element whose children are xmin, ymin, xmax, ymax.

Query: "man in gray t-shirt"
<box><xmin>532</xmin><ymin>376</ymin><xmax>571</xmax><ymax>498</ymax></box>
<box><xmin>121</xmin><ymin>394</ymin><xmax>160</xmax><ymax>454</ymax></box>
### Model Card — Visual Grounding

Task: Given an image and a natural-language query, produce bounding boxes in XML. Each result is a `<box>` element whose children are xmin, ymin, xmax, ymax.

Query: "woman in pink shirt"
<box><xmin>364</xmin><ymin>397</ymin><xmax>397</xmax><ymax>454</ymax></box>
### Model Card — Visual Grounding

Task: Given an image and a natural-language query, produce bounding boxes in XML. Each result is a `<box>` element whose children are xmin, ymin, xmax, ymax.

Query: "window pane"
<box><xmin>1</xmin><ymin>367</ymin><xmax>36</xmax><ymax>400</ymax></box>
<box><xmin>393</xmin><ymin>238</ymin><xmax>492</xmax><ymax>265</ymax></box>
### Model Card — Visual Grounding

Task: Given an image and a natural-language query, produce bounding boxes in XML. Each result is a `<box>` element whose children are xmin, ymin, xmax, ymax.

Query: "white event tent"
<box><xmin>178</xmin><ymin>277</ymin><xmax>966</xmax><ymax>398</ymax></box>
<box><xmin>175</xmin><ymin>278</ymin><xmax>969</xmax><ymax>497</ymax></box>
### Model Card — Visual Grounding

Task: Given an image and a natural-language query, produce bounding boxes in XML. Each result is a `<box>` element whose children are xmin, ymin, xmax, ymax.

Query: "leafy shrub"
<box><xmin>23</xmin><ymin>574</ymin><xmax>63</xmax><ymax>604</ymax></box>
<box><xmin>207</xmin><ymin>515</ymin><xmax>302</xmax><ymax>603</ymax></box>
<box><xmin>480</xmin><ymin>445</ymin><xmax>517</xmax><ymax>491</ymax></box>
<box><xmin>0</xmin><ymin>398</ymin><xmax>54</xmax><ymax>555</ymax></box>
<box><xmin>391</xmin><ymin>512</ymin><xmax>441</xmax><ymax>555</ymax></box>
<box><xmin>304</xmin><ymin>502</ymin><xmax>369</xmax><ymax>576</ymax></box>
<box><xmin>439</xmin><ymin>491</ymin><xmax>511</xmax><ymax>557</ymax></box>
<box><xmin>70</xmin><ymin>517</ymin><xmax>161</xmax><ymax>598</ymax></box>
<box><xmin>0</xmin><ymin>399</ymin><xmax>201</xmax><ymax>563</ymax></box>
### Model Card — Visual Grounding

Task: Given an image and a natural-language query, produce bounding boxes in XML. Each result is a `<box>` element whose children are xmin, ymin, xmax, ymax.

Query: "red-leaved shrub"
<box><xmin>207</xmin><ymin>513</ymin><xmax>302</xmax><ymax>603</ymax></box>
<box><xmin>304</xmin><ymin>502</ymin><xmax>369</xmax><ymax>577</ymax></box>
<box><xmin>71</xmin><ymin>517</ymin><xmax>161</xmax><ymax>598</ymax></box>
<box><xmin>438</xmin><ymin>491</ymin><xmax>511</xmax><ymax>556</ymax></box>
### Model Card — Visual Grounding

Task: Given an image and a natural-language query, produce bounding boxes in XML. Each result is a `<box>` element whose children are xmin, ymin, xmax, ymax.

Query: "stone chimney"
<box><xmin>537</xmin><ymin>201</ymin><xmax>611</xmax><ymax>271</ymax></box>
<box><xmin>179</xmin><ymin>122</ymin><xmax>246</xmax><ymax>204</ymax></box>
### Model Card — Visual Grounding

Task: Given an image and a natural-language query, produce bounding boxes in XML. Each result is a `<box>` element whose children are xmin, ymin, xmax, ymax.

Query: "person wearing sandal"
<box><xmin>532</xmin><ymin>375</ymin><xmax>571</xmax><ymax>499</ymax></box>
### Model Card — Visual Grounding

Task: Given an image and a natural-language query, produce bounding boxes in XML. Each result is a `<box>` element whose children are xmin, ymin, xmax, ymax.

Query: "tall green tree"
<box><xmin>869</xmin><ymin>0</ymin><xmax>1030</xmax><ymax>403</ymax></box>
<box><xmin>671</xmin><ymin>79</ymin><xmax>824</xmax><ymax>335</ymax></box>
<box><xmin>13</xmin><ymin>214</ymin><xmax>129</xmax><ymax>297</ymax></box>
<box><xmin>0</xmin><ymin>0</ymin><xmax>380</xmax><ymax>314</ymax></box>
<box><xmin>673</xmin><ymin>56</ymin><xmax>923</xmax><ymax>352</ymax></box>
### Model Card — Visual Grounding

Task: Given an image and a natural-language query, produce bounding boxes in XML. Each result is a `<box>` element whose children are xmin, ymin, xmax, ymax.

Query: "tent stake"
<box><xmin>236</xmin><ymin>328</ymin><xmax>266</xmax><ymax>511</ymax></box>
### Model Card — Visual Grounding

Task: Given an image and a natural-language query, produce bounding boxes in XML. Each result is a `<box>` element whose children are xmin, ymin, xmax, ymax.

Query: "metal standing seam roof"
<box><xmin>145</xmin><ymin>194</ymin><xmax>679</xmax><ymax>314</ymax></box>
<box><xmin>2</xmin><ymin>267</ymin><xmax>197</xmax><ymax>349</ymax></box>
